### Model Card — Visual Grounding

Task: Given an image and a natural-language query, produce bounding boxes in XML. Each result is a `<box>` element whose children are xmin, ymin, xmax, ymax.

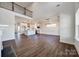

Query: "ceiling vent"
<box><xmin>56</xmin><ymin>4</ymin><xmax>60</xmax><ymax>7</ymax></box>
<box><xmin>45</xmin><ymin>18</ymin><xmax>50</xmax><ymax>20</ymax></box>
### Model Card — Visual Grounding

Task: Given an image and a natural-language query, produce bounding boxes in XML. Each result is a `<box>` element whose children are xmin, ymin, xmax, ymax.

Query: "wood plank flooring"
<box><xmin>2</xmin><ymin>34</ymin><xmax>79</xmax><ymax>57</ymax></box>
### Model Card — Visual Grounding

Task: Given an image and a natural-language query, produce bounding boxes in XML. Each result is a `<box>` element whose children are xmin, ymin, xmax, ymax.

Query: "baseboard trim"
<box><xmin>75</xmin><ymin>45</ymin><xmax>79</xmax><ymax>55</ymax></box>
<box><xmin>60</xmin><ymin>39</ymin><xmax>74</xmax><ymax>45</ymax></box>
<box><xmin>39</xmin><ymin>33</ymin><xmax>60</xmax><ymax>36</ymax></box>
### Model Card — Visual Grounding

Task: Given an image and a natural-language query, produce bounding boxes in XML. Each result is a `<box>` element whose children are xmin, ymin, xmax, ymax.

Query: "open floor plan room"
<box><xmin>0</xmin><ymin>2</ymin><xmax>79</xmax><ymax>57</ymax></box>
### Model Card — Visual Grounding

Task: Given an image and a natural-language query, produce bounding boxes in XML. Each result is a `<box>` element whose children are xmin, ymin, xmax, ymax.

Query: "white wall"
<box><xmin>0</xmin><ymin>8</ymin><xmax>15</xmax><ymax>41</ymax></box>
<box><xmin>40</xmin><ymin>21</ymin><xmax>60</xmax><ymax>35</ymax></box>
<box><xmin>60</xmin><ymin>3</ymin><xmax>75</xmax><ymax>44</ymax></box>
<box><xmin>75</xmin><ymin>2</ymin><xmax>79</xmax><ymax>55</ymax></box>
<box><xmin>60</xmin><ymin>13</ymin><xmax>75</xmax><ymax>44</ymax></box>
<box><xmin>38</xmin><ymin>16</ymin><xmax>60</xmax><ymax>35</ymax></box>
<box><xmin>40</xmin><ymin>27</ymin><xmax>59</xmax><ymax>35</ymax></box>
<box><xmin>0</xmin><ymin>30</ymin><xmax>2</xmax><ymax>57</ymax></box>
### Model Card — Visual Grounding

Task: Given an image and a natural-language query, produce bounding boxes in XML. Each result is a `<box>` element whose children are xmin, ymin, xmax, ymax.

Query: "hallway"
<box><xmin>3</xmin><ymin>34</ymin><xmax>78</xmax><ymax>57</ymax></box>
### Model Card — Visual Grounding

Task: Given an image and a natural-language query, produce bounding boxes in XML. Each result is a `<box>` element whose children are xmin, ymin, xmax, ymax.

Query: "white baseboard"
<box><xmin>74</xmin><ymin>40</ymin><xmax>79</xmax><ymax>55</ymax></box>
<box><xmin>60</xmin><ymin>39</ymin><xmax>74</xmax><ymax>45</ymax></box>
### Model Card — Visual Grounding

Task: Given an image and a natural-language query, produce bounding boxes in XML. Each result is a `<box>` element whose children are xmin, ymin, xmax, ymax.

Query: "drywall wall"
<box><xmin>40</xmin><ymin>21</ymin><xmax>60</xmax><ymax>35</ymax></box>
<box><xmin>40</xmin><ymin>26</ymin><xmax>59</xmax><ymax>35</ymax></box>
<box><xmin>75</xmin><ymin>3</ymin><xmax>79</xmax><ymax>55</ymax></box>
<box><xmin>0</xmin><ymin>30</ymin><xmax>2</xmax><ymax>57</ymax></box>
<box><xmin>0</xmin><ymin>8</ymin><xmax>15</xmax><ymax>41</ymax></box>
<box><xmin>0</xmin><ymin>30</ymin><xmax>3</xmax><ymax>50</ymax></box>
<box><xmin>60</xmin><ymin>3</ymin><xmax>75</xmax><ymax>44</ymax></box>
<box><xmin>39</xmin><ymin>17</ymin><xmax>60</xmax><ymax>35</ymax></box>
<box><xmin>75</xmin><ymin>2</ymin><xmax>79</xmax><ymax>13</ymax></box>
<box><xmin>60</xmin><ymin>13</ymin><xmax>75</xmax><ymax>44</ymax></box>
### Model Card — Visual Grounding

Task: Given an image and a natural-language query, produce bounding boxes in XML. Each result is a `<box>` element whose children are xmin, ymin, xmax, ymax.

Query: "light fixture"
<box><xmin>46</xmin><ymin>24</ymin><xmax>56</xmax><ymax>27</ymax></box>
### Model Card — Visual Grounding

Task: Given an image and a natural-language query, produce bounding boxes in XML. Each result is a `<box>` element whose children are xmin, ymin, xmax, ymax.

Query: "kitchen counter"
<box><xmin>24</xmin><ymin>29</ymin><xmax>35</xmax><ymax>35</ymax></box>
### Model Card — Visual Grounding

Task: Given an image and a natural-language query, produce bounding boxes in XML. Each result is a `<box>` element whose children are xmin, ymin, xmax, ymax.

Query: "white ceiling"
<box><xmin>33</xmin><ymin>2</ymin><xmax>75</xmax><ymax>20</ymax></box>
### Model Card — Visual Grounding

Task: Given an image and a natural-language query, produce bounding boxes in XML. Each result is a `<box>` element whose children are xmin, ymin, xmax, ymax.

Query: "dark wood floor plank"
<box><xmin>2</xmin><ymin>34</ymin><xmax>79</xmax><ymax>57</ymax></box>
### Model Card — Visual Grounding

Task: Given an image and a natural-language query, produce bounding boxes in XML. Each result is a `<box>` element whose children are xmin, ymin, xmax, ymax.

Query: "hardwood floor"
<box><xmin>2</xmin><ymin>34</ymin><xmax>79</xmax><ymax>57</ymax></box>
